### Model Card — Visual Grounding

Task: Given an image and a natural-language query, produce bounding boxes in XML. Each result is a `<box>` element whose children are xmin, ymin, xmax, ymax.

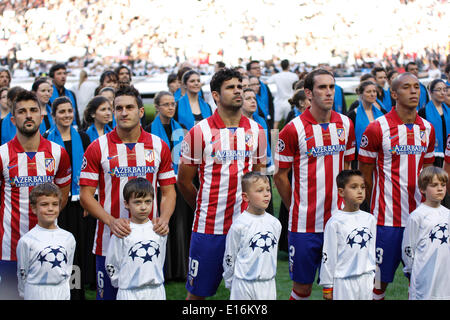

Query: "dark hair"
<box><xmin>288</xmin><ymin>89</ymin><xmax>307</xmax><ymax>108</ymax></box>
<box><xmin>336</xmin><ymin>169</ymin><xmax>363</xmax><ymax>189</ymax></box>
<box><xmin>31</xmin><ymin>77</ymin><xmax>51</xmax><ymax>93</ymax></box>
<box><xmin>405</xmin><ymin>62</ymin><xmax>417</xmax><ymax>72</ymax></box>
<box><xmin>281</xmin><ymin>59</ymin><xmax>289</xmax><ymax>70</ymax></box>
<box><xmin>99</xmin><ymin>70</ymin><xmax>118</xmax><ymax>86</ymax></box>
<box><xmin>241</xmin><ymin>171</ymin><xmax>269</xmax><ymax>193</ymax></box>
<box><xmin>154</xmin><ymin>90</ymin><xmax>173</xmax><ymax>106</ymax></box>
<box><xmin>428</xmin><ymin>79</ymin><xmax>446</xmax><ymax>93</ymax></box>
<box><xmin>182</xmin><ymin>69</ymin><xmax>200</xmax><ymax>85</ymax></box>
<box><xmin>387</xmin><ymin>70</ymin><xmax>398</xmax><ymax>81</ymax></box>
<box><xmin>83</xmin><ymin>95</ymin><xmax>111</xmax><ymax>126</ymax></box>
<box><xmin>114</xmin><ymin>85</ymin><xmax>143</xmax><ymax>109</ymax></box>
<box><xmin>445</xmin><ymin>63</ymin><xmax>450</xmax><ymax>75</ymax></box>
<box><xmin>99</xmin><ymin>86</ymin><xmax>115</xmax><ymax>95</ymax></box>
<box><xmin>49</xmin><ymin>64</ymin><xmax>66</xmax><ymax>78</ymax></box>
<box><xmin>210</xmin><ymin>68</ymin><xmax>242</xmax><ymax>94</ymax></box>
<box><xmin>123</xmin><ymin>177</ymin><xmax>154</xmax><ymax>202</ymax></box>
<box><xmin>167</xmin><ymin>73</ymin><xmax>177</xmax><ymax>86</ymax></box>
<box><xmin>360</xmin><ymin>73</ymin><xmax>375</xmax><ymax>82</ymax></box>
<box><xmin>51</xmin><ymin>96</ymin><xmax>72</xmax><ymax>116</ymax></box>
<box><xmin>12</xmin><ymin>90</ymin><xmax>39</xmax><ymax>115</ymax></box>
<box><xmin>215</xmin><ymin>61</ymin><xmax>226</xmax><ymax>68</ymax></box>
<box><xmin>371</xmin><ymin>67</ymin><xmax>386</xmax><ymax>77</ymax></box>
<box><xmin>243</xmin><ymin>88</ymin><xmax>256</xmax><ymax>95</ymax></box>
<box><xmin>0</xmin><ymin>86</ymin><xmax>8</xmax><ymax>98</ymax></box>
<box><xmin>432</xmin><ymin>59</ymin><xmax>439</xmax><ymax>68</ymax></box>
<box><xmin>356</xmin><ymin>80</ymin><xmax>377</xmax><ymax>95</ymax></box>
<box><xmin>246</xmin><ymin>60</ymin><xmax>260</xmax><ymax>72</ymax></box>
<box><xmin>115</xmin><ymin>65</ymin><xmax>132</xmax><ymax>79</ymax></box>
<box><xmin>30</xmin><ymin>182</ymin><xmax>62</xmax><ymax>206</ymax></box>
<box><xmin>293</xmin><ymin>80</ymin><xmax>304</xmax><ymax>90</ymax></box>
<box><xmin>304</xmin><ymin>69</ymin><xmax>334</xmax><ymax>92</ymax></box>
<box><xmin>177</xmin><ymin>66</ymin><xmax>192</xmax><ymax>82</ymax></box>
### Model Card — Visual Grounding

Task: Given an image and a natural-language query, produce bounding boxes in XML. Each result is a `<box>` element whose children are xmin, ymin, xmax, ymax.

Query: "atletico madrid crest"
<box><xmin>145</xmin><ymin>149</ymin><xmax>155</xmax><ymax>163</ymax></box>
<box><xmin>245</xmin><ymin>133</ymin><xmax>253</xmax><ymax>148</ymax></box>
<box><xmin>336</xmin><ymin>128</ymin><xmax>345</xmax><ymax>141</ymax></box>
<box><xmin>45</xmin><ymin>158</ymin><xmax>55</xmax><ymax>172</ymax></box>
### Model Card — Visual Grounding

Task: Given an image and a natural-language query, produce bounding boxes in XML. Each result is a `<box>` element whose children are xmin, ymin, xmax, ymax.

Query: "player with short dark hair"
<box><xmin>405</xmin><ymin>62</ymin><xmax>429</xmax><ymax>110</ymax></box>
<box><xmin>274</xmin><ymin>68</ymin><xmax>356</xmax><ymax>300</ymax></box>
<box><xmin>177</xmin><ymin>67</ymin><xmax>267</xmax><ymax>300</ymax></box>
<box><xmin>79</xmin><ymin>85</ymin><xmax>176</xmax><ymax>300</ymax></box>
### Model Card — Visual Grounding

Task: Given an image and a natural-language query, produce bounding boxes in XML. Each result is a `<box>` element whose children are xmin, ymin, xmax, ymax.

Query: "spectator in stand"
<box><xmin>348</xmin><ymin>74</ymin><xmax>384</xmax><ymax>113</ymax></box>
<box><xmin>444</xmin><ymin>63</ymin><xmax>450</xmax><ymax>87</ymax></box>
<box><xmin>371</xmin><ymin>67</ymin><xmax>392</xmax><ymax>111</ymax></box>
<box><xmin>418</xmin><ymin>79</ymin><xmax>450</xmax><ymax>167</ymax></box>
<box><xmin>31</xmin><ymin>77</ymin><xmax>55</xmax><ymax>134</ymax></box>
<box><xmin>387</xmin><ymin>70</ymin><xmax>399</xmax><ymax>108</ymax></box>
<box><xmin>115</xmin><ymin>65</ymin><xmax>132</xmax><ymax>87</ymax></box>
<box><xmin>405</xmin><ymin>62</ymin><xmax>429</xmax><ymax>110</ymax></box>
<box><xmin>174</xmin><ymin>66</ymin><xmax>192</xmax><ymax>101</ymax></box>
<box><xmin>82</xmin><ymin>95</ymin><xmax>113</xmax><ymax>141</ymax></box>
<box><xmin>74</xmin><ymin>69</ymin><xmax>97</xmax><ymax>118</ymax></box>
<box><xmin>428</xmin><ymin>59</ymin><xmax>442</xmax><ymax>80</ymax></box>
<box><xmin>0</xmin><ymin>68</ymin><xmax>11</xmax><ymax>88</ymax></box>
<box><xmin>167</xmin><ymin>73</ymin><xmax>179</xmax><ymax>95</ymax></box>
<box><xmin>174</xmin><ymin>69</ymin><xmax>212</xmax><ymax>131</ymax></box>
<box><xmin>48</xmin><ymin>63</ymin><xmax>81</xmax><ymax>128</ymax></box>
<box><xmin>94</xmin><ymin>70</ymin><xmax>119</xmax><ymax>96</ymax></box>
<box><xmin>247</xmin><ymin>60</ymin><xmax>275</xmax><ymax>129</ymax></box>
<box><xmin>0</xmin><ymin>87</ymin><xmax>8</xmax><ymax>119</ymax></box>
<box><xmin>267</xmin><ymin>59</ymin><xmax>298</xmax><ymax>130</ymax></box>
<box><xmin>0</xmin><ymin>86</ymin><xmax>25</xmax><ymax>145</ymax></box>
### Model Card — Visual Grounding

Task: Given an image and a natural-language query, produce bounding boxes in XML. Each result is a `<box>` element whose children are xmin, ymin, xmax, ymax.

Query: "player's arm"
<box><xmin>319</xmin><ymin>220</ymin><xmax>338</xmax><ymax>300</ymax></box>
<box><xmin>79</xmin><ymin>185</ymin><xmax>131</xmax><ymax>238</ymax></box>
<box><xmin>16</xmin><ymin>238</ymin><xmax>29</xmax><ymax>298</ymax></box>
<box><xmin>359</xmin><ymin>162</ymin><xmax>375</xmax><ymax>207</ymax></box>
<box><xmin>59</xmin><ymin>184</ymin><xmax>70</xmax><ymax>210</ymax></box>
<box><xmin>273</xmin><ymin>166</ymin><xmax>292</xmax><ymax>209</ymax></box>
<box><xmin>401</xmin><ymin>214</ymin><xmax>420</xmax><ymax>281</ymax></box>
<box><xmin>153</xmin><ymin>184</ymin><xmax>176</xmax><ymax>236</ymax></box>
<box><xmin>222</xmin><ymin>224</ymin><xmax>241</xmax><ymax>290</ymax></box>
<box><xmin>176</xmin><ymin>163</ymin><xmax>198</xmax><ymax>210</ymax></box>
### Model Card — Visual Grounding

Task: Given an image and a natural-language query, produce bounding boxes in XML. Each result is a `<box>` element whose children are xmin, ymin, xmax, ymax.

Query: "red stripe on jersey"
<box><xmin>305</xmin><ymin>124</ymin><xmax>317</xmax><ymax>233</ymax></box>
<box><xmin>390</xmin><ymin>126</ymin><xmax>401</xmax><ymax>227</ymax></box>
<box><xmin>9</xmin><ymin>147</ymin><xmax>21</xmax><ymax>261</ymax></box>
<box><xmin>406</xmin><ymin>127</ymin><xmax>417</xmax><ymax>227</ymax></box>
<box><xmin>291</xmin><ymin>161</ymin><xmax>301</xmax><ymax>233</ymax></box>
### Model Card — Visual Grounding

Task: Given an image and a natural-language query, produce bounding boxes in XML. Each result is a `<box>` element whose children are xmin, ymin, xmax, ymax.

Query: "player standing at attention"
<box><xmin>319</xmin><ymin>170</ymin><xmax>376</xmax><ymax>300</ymax></box>
<box><xmin>79</xmin><ymin>85</ymin><xmax>176</xmax><ymax>300</ymax></box>
<box><xmin>177</xmin><ymin>68</ymin><xmax>267</xmax><ymax>300</ymax></box>
<box><xmin>274</xmin><ymin>68</ymin><xmax>356</xmax><ymax>300</ymax></box>
<box><xmin>222</xmin><ymin>172</ymin><xmax>281</xmax><ymax>300</ymax></box>
<box><xmin>358</xmin><ymin>72</ymin><xmax>435</xmax><ymax>300</ymax></box>
<box><xmin>0</xmin><ymin>90</ymin><xmax>71</xmax><ymax>299</ymax></box>
<box><xmin>16</xmin><ymin>182</ymin><xmax>76</xmax><ymax>300</ymax></box>
<box><xmin>402</xmin><ymin>166</ymin><xmax>450</xmax><ymax>300</ymax></box>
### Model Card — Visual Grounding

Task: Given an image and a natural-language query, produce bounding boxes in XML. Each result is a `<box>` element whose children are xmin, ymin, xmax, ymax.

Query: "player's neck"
<box><xmin>217</xmin><ymin>107</ymin><xmax>242</xmax><ymax>127</ymax></box>
<box><xmin>342</xmin><ymin>202</ymin><xmax>360</xmax><ymax>212</ymax></box>
<box><xmin>116</xmin><ymin>125</ymin><xmax>141</xmax><ymax>143</ymax></box>
<box><xmin>17</xmin><ymin>132</ymin><xmax>41</xmax><ymax>152</ymax></box>
<box><xmin>38</xmin><ymin>221</ymin><xmax>58</xmax><ymax>230</ymax></box>
<box><xmin>310</xmin><ymin>105</ymin><xmax>331</xmax><ymax>124</ymax></box>
<box><xmin>395</xmin><ymin>105</ymin><xmax>417</xmax><ymax>124</ymax></box>
<box><xmin>246</xmin><ymin>205</ymin><xmax>266</xmax><ymax>216</ymax></box>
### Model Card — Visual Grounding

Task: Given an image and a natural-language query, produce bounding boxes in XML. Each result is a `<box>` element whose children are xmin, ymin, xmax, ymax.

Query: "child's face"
<box><xmin>243</xmin><ymin>178</ymin><xmax>271</xmax><ymax>214</ymax></box>
<box><xmin>125</xmin><ymin>194</ymin><xmax>153</xmax><ymax>224</ymax></box>
<box><xmin>32</xmin><ymin>195</ymin><xmax>60</xmax><ymax>229</ymax></box>
<box><xmin>339</xmin><ymin>175</ymin><xmax>366</xmax><ymax>206</ymax></box>
<box><xmin>423</xmin><ymin>175</ymin><xmax>446</xmax><ymax>204</ymax></box>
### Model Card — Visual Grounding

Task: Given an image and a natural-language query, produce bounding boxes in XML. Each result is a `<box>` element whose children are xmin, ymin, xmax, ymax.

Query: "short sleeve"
<box><xmin>423</xmin><ymin>124</ymin><xmax>435</xmax><ymax>164</ymax></box>
<box><xmin>79</xmin><ymin>140</ymin><xmax>101</xmax><ymax>188</ymax></box>
<box><xmin>358</xmin><ymin>121</ymin><xmax>381</xmax><ymax>164</ymax></box>
<box><xmin>179</xmin><ymin>126</ymin><xmax>204</xmax><ymax>166</ymax></box>
<box><xmin>157</xmin><ymin>140</ymin><xmax>176</xmax><ymax>186</ymax></box>
<box><xmin>275</xmin><ymin>122</ymin><xmax>298</xmax><ymax>169</ymax></box>
<box><xmin>54</xmin><ymin>146</ymin><xmax>72</xmax><ymax>188</ymax></box>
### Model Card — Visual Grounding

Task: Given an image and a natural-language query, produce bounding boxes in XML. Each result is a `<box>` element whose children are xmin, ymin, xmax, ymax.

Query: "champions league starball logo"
<box><xmin>37</xmin><ymin>245</ymin><xmax>68</xmax><ymax>269</ymax></box>
<box><xmin>346</xmin><ymin>227</ymin><xmax>373</xmax><ymax>249</ymax></box>
<box><xmin>249</xmin><ymin>231</ymin><xmax>277</xmax><ymax>253</ymax></box>
<box><xmin>429</xmin><ymin>223</ymin><xmax>449</xmax><ymax>245</ymax></box>
<box><xmin>128</xmin><ymin>240</ymin><xmax>161</xmax><ymax>263</ymax></box>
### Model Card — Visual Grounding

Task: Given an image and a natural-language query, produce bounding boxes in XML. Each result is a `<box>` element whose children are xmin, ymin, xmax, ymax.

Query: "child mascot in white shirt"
<box><xmin>223</xmin><ymin>171</ymin><xmax>282</xmax><ymax>300</ymax></box>
<box><xmin>319</xmin><ymin>169</ymin><xmax>377</xmax><ymax>300</ymax></box>
<box><xmin>105</xmin><ymin>177</ymin><xmax>167</xmax><ymax>300</ymax></box>
<box><xmin>402</xmin><ymin>166</ymin><xmax>450</xmax><ymax>300</ymax></box>
<box><xmin>16</xmin><ymin>182</ymin><xmax>76</xmax><ymax>300</ymax></box>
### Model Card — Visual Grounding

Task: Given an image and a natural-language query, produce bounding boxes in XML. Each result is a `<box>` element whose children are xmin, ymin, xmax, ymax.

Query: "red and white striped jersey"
<box><xmin>358</xmin><ymin>110</ymin><xmax>435</xmax><ymax>227</ymax></box>
<box><xmin>445</xmin><ymin>134</ymin><xmax>450</xmax><ymax>164</ymax></box>
<box><xmin>276</xmin><ymin>108</ymin><xmax>355</xmax><ymax>233</ymax></box>
<box><xmin>0</xmin><ymin>136</ymin><xmax>71</xmax><ymax>261</ymax></box>
<box><xmin>180</xmin><ymin>110</ymin><xmax>267</xmax><ymax>235</ymax></box>
<box><xmin>79</xmin><ymin>127</ymin><xmax>176</xmax><ymax>256</ymax></box>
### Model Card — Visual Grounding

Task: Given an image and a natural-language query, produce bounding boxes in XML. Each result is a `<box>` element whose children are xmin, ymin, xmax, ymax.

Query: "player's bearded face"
<box><xmin>218</xmin><ymin>78</ymin><xmax>243</xmax><ymax>111</ymax></box>
<box><xmin>13</xmin><ymin>100</ymin><xmax>42</xmax><ymax>137</ymax></box>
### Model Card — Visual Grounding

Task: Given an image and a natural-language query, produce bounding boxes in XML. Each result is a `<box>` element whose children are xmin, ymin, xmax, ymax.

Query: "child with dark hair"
<box><xmin>105</xmin><ymin>178</ymin><xmax>167</xmax><ymax>300</ymax></box>
<box><xmin>319</xmin><ymin>169</ymin><xmax>376</xmax><ymax>300</ymax></box>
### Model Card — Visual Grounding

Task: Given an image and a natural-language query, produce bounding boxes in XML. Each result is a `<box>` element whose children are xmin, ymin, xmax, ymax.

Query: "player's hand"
<box><xmin>109</xmin><ymin>217</ymin><xmax>131</xmax><ymax>238</ymax></box>
<box><xmin>152</xmin><ymin>217</ymin><xmax>169</xmax><ymax>236</ymax></box>
<box><xmin>323</xmin><ymin>292</ymin><xmax>333</xmax><ymax>300</ymax></box>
